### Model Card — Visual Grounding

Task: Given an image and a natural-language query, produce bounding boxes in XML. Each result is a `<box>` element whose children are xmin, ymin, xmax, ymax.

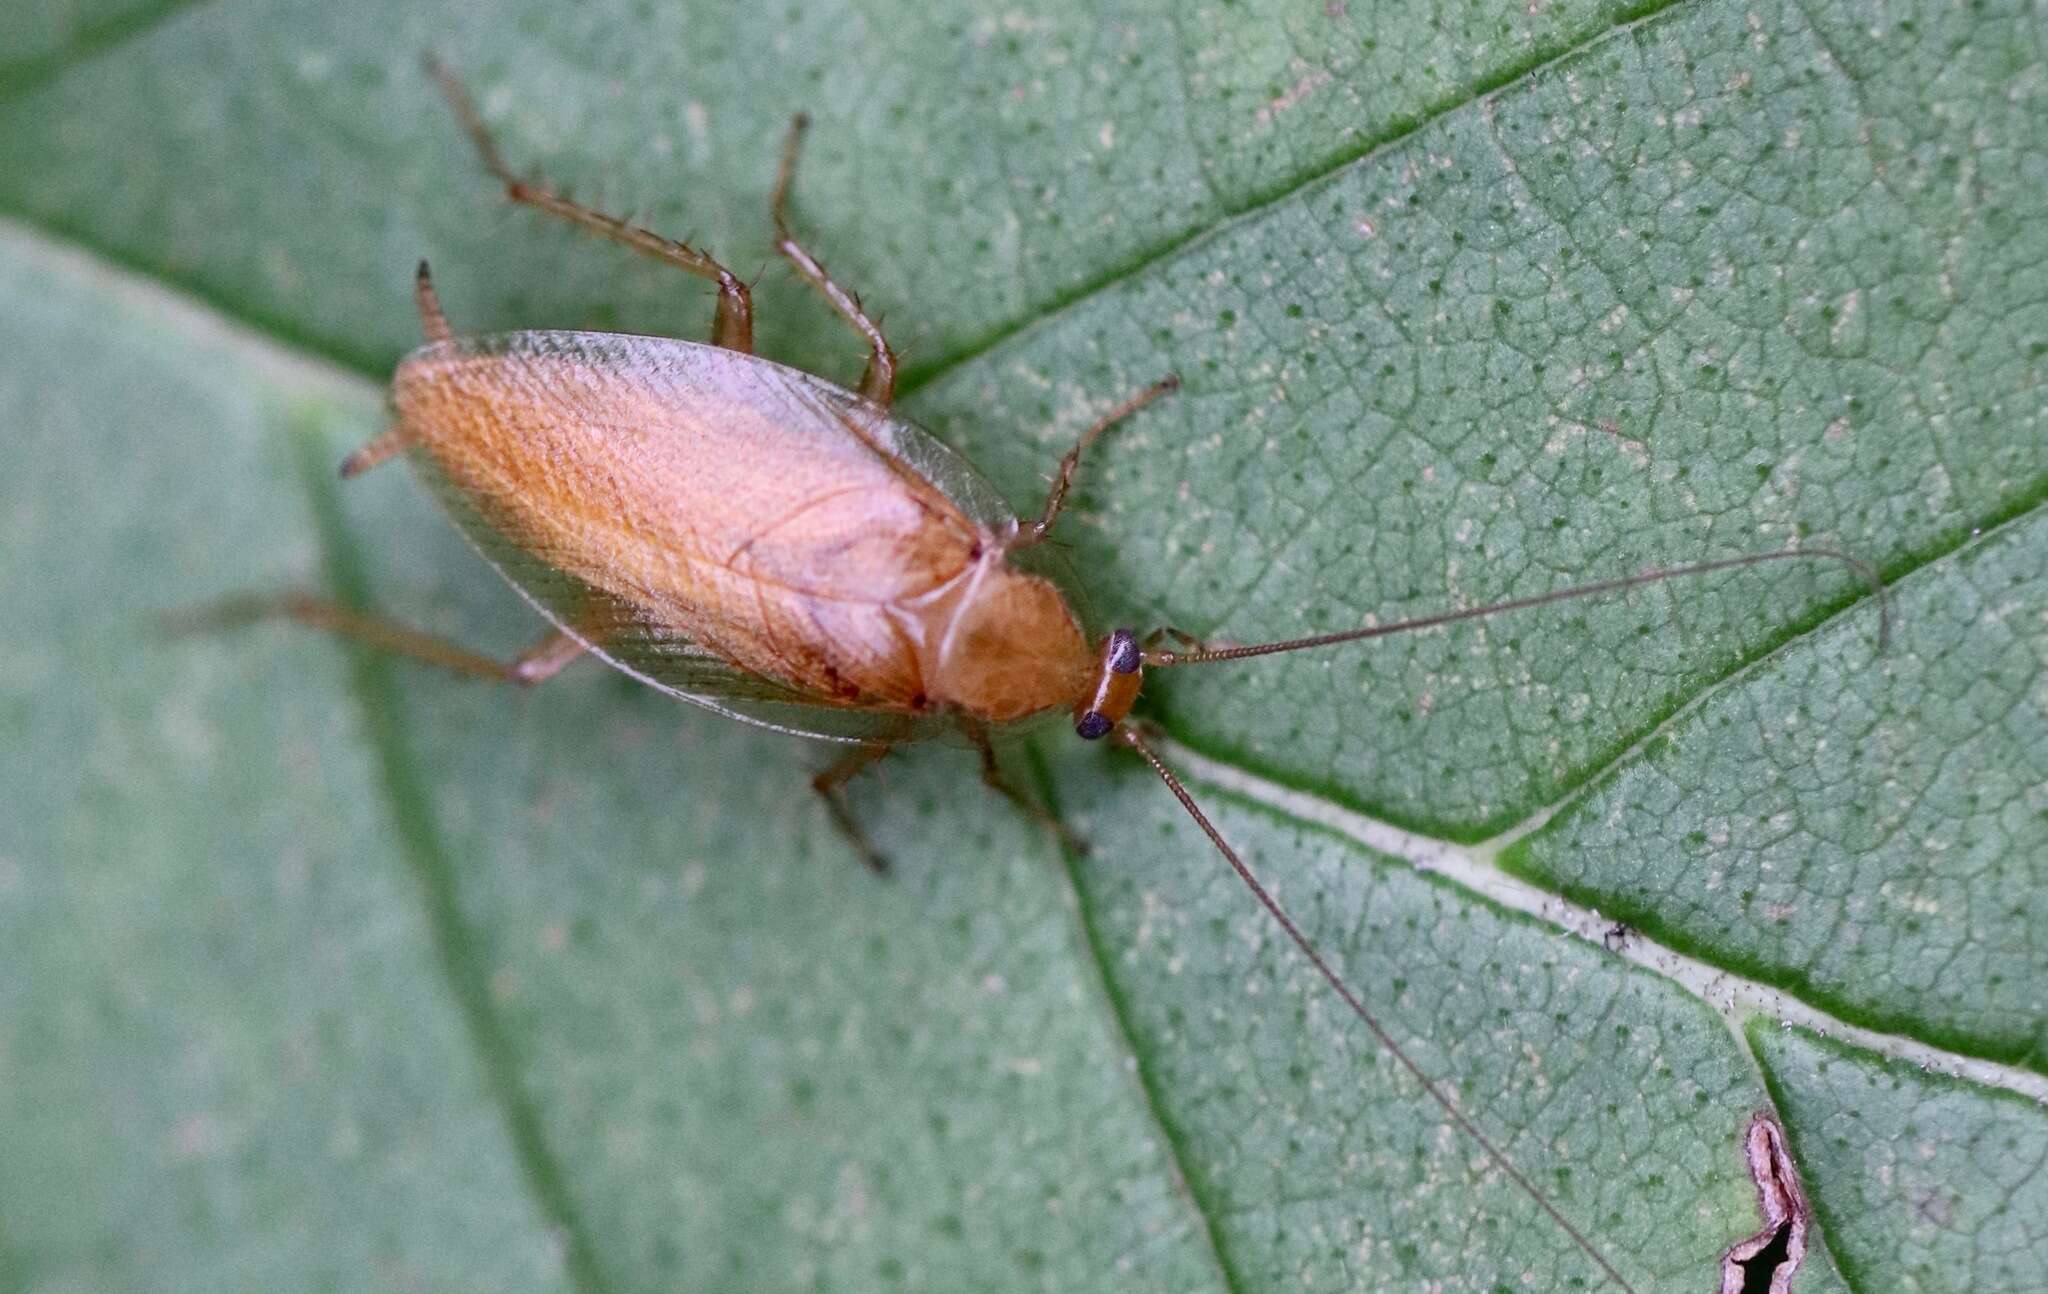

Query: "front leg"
<box><xmin>959</xmin><ymin>719</ymin><xmax>1090</xmax><ymax>857</ymax></box>
<box><xmin>1011</xmin><ymin>375</ymin><xmax>1179</xmax><ymax>550</ymax></box>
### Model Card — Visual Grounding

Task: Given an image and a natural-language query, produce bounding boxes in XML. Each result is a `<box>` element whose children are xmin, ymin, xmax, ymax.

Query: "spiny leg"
<box><xmin>1013</xmin><ymin>375</ymin><xmax>1179</xmax><ymax>549</ymax></box>
<box><xmin>341</xmin><ymin>261</ymin><xmax>449</xmax><ymax>477</ymax></box>
<box><xmin>961</xmin><ymin>720</ymin><xmax>1090</xmax><ymax>857</ymax></box>
<box><xmin>770</xmin><ymin>114</ymin><xmax>896</xmax><ymax>405</ymax></box>
<box><xmin>1141</xmin><ymin>625</ymin><xmax>1230</xmax><ymax>656</ymax></box>
<box><xmin>812</xmin><ymin>742</ymin><xmax>897</xmax><ymax>874</ymax></box>
<box><xmin>426</xmin><ymin>54</ymin><xmax>754</xmax><ymax>352</ymax></box>
<box><xmin>168</xmin><ymin>593</ymin><xmax>588</xmax><ymax>686</ymax></box>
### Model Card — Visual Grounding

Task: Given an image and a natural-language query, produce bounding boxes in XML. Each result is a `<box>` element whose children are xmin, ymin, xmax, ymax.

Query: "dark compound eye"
<box><xmin>1106</xmin><ymin>627</ymin><xmax>1141</xmax><ymax>675</ymax></box>
<box><xmin>1075</xmin><ymin>711</ymin><xmax>1114</xmax><ymax>740</ymax></box>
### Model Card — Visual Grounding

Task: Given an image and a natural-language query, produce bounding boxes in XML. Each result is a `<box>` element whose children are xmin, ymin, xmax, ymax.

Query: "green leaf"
<box><xmin>1752</xmin><ymin>1023</ymin><xmax>2048</xmax><ymax>1292</ymax></box>
<box><xmin>3</xmin><ymin>0</ymin><xmax>2044</xmax><ymax>1291</ymax></box>
<box><xmin>0</xmin><ymin>235</ymin><xmax>578</xmax><ymax>1294</ymax></box>
<box><xmin>1508</xmin><ymin>512</ymin><xmax>2048</xmax><ymax>1071</ymax></box>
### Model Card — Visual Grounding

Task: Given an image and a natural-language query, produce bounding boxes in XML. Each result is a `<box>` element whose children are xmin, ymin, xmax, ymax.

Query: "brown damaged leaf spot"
<box><xmin>1722</xmin><ymin>1112</ymin><xmax>1811</xmax><ymax>1294</ymax></box>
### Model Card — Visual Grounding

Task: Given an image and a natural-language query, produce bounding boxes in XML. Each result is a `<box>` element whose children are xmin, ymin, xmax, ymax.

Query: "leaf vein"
<box><xmin>0</xmin><ymin>0</ymin><xmax>222</xmax><ymax>104</ymax></box>
<box><xmin>292</xmin><ymin>426</ymin><xmax>617</xmax><ymax>1294</ymax></box>
<box><xmin>896</xmin><ymin>0</ymin><xmax>1704</xmax><ymax>397</ymax></box>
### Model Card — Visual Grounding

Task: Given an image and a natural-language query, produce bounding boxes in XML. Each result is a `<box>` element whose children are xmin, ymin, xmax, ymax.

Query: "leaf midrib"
<box><xmin>13</xmin><ymin>208</ymin><xmax>2029</xmax><ymax>1283</ymax></box>
<box><xmin>1027</xmin><ymin>747</ymin><xmax>1246</xmax><ymax>1294</ymax></box>
<box><xmin>0</xmin><ymin>0</ymin><xmax>217</xmax><ymax>102</ymax></box>
<box><xmin>292</xmin><ymin>418</ymin><xmax>617</xmax><ymax>1294</ymax></box>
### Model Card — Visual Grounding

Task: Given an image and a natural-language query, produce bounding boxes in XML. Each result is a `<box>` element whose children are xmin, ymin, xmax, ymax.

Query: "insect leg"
<box><xmin>336</xmin><ymin>262</ymin><xmax>453</xmax><ymax>477</ymax></box>
<box><xmin>414</xmin><ymin>258</ymin><xmax>452</xmax><ymax>343</ymax></box>
<box><xmin>1140</xmin><ymin>625</ymin><xmax>1228</xmax><ymax>656</ymax></box>
<box><xmin>425</xmin><ymin>55</ymin><xmax>754</xmax><ymax>352</ymax></box>
<box><xmin>811</xmin><ymin>742</ymin><xmax>897</xmax><ymax>874</ymax></box>
<box><xmin>1013</xmin><ymin>375</ymin><xmax>1179</xmax><ymax>549</ymax></box>
<box><xmin>770</xmin><ymin>114</ymin><xmax>896</xmax><ymax>405</ymax></box>
<box><xmin>167</xmin><ymin>593</ymin><xmax>588</xmax><ymax>685</ymax></box>
<box><xmin>339</xmin><ymin>426</ymin><xmax>411</xmax><ymax>479</ymax></box>
<box><xmin>960</xmin><ymin>719</ymin><xmax>1090</xmax><ymax>857</ymax></box>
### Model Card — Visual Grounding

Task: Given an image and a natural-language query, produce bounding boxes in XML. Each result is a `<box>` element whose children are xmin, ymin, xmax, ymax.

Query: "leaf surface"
<box><xmin>3</xmin><ymin>0</ymin><xmax>2045</xmax><ymax>1290</ymax></box>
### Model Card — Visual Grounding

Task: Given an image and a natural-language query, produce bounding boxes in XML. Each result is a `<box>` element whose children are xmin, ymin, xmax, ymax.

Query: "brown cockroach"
<box><xmin>227</xmin><ymin>59</ymin><xmax>1890</xmax><ymax>1292</ymax></box>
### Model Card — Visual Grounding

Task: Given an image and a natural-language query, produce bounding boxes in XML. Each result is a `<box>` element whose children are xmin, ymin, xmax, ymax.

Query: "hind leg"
<box><xmin>427</xmin><ymin>55</ymin><xmax>754</xmax><ymax>352</ymax></box>
<box><xmin>770</xmin><ymin>115</ymin><xmax>896</xmax><ymax>405</ymax></box>
<box><xmin>169</xmin><ymin>593</ymin><xmax>588</xmax><ymax>686</ymax></box>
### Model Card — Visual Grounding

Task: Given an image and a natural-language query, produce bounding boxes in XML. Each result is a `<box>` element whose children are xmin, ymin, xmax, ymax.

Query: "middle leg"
<box><xmin>427</xmin><ymin>55</ymin><xmax>754</xmax><ymax>352</ymax></box>
<box><xmin>770</xmin><ymin>114</ymin><xmax>896</xmax><ymax>406</ymax></box>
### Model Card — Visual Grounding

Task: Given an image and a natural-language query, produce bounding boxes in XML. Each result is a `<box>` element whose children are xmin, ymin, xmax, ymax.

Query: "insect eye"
<box><xmin>1106</xmin><ymin>627</ymin><xmax>1140</xmax><ymax>674</ymax></box>
<box><xmin>1075</xmin><ymin>711</ymin><xmax>1114</xmax><ymax>740</ymax></box>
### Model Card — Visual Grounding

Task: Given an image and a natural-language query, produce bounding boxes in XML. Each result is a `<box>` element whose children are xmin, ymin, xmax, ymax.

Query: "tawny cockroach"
<box><xmin>224</xmin><ymin>59</ymin><xmax>1891</xmax><ymax>1293</ymax></box>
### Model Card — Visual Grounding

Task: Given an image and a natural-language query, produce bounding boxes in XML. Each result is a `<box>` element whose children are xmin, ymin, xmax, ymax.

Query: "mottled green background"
<box><xmin>3</xmin><ymin>0</ymin><xmax>2044</xmax><ymax>1290</ymax></box>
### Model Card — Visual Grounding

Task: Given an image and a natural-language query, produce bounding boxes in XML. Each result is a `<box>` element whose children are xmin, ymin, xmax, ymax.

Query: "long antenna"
<box><xmin>1115</xmin><ymin>725</ymin><xmax>1637</xmax><ymax>1294</ymax></box>
<box><xmin>1145</xmin><ymin>548</ymin><xmax>1887</xmax><ymax>666</ymax></box>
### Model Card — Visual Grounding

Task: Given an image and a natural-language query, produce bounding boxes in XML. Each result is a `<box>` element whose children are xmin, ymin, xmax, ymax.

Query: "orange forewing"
<box><xmin>393</xmin><ymin>331</ymin><xmax>1093</xmax><ymax>732</ymax></box>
